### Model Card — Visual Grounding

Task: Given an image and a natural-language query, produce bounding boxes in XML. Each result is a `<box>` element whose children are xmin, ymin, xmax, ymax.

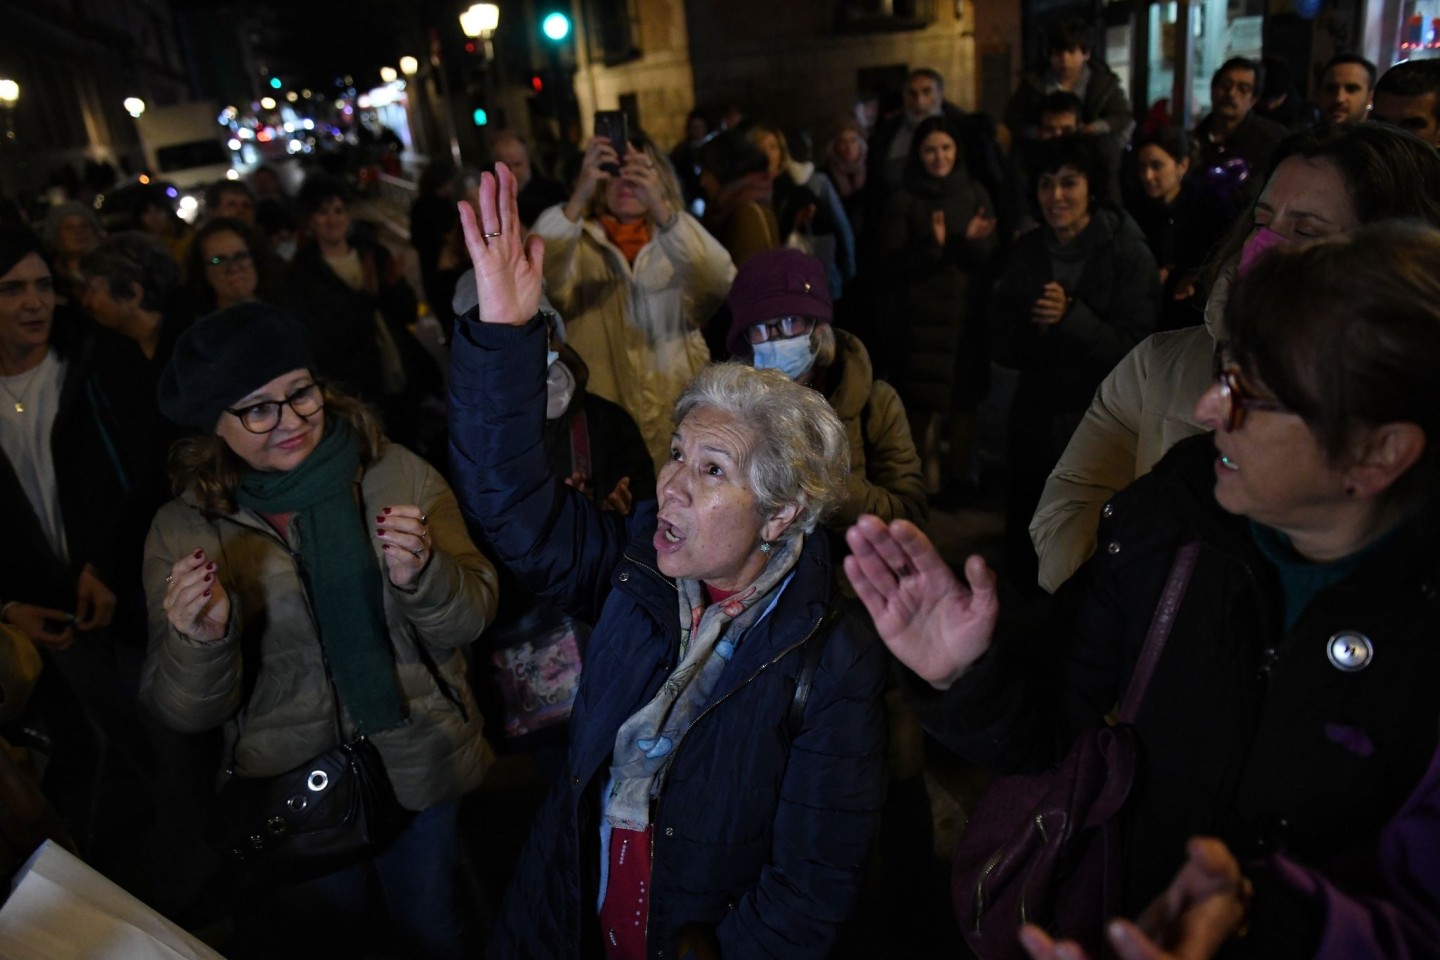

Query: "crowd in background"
<box><xmin>2</xmin><ymin>13</ymin><xmax>1440</xmax><ymax>957</ymax></box>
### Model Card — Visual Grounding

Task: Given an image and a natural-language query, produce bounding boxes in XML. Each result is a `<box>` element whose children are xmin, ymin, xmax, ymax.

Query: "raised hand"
<box><xmin>459</xmin><ymin>162</ymin><xmax>546</xmax><ymax>327</ymax></box>
<box><xmin>842</xmin><ymin>515</ymin><xmax>999</xmax><ymax>689</ymax></box>
<box><xmin>617</xmin><ymin>146</ymin><xmax>673</xmax><ymax>225</ymax></box>
<box><xmin>163</xmin><ymin>549</ymin><xmax>231</xmax><ymax>643</ymax></box>
<box><xmin>931</xmin><ymin>209</ymin><xmax>947</xmax><ymax>246</ymax></box>
<box><xmin>376</xmin><ymin>505</ymin><xmax>431</xmax><ymax>588</ymax></box>
<box><xmin>966</xmin><ymin>207</ymin><xmax>998</xmax><ymax>241</ymax></box>
<box><xmin>563</xmin><ymin>137</ymin><xmax>620</xmax><ymax>222</ymax></box>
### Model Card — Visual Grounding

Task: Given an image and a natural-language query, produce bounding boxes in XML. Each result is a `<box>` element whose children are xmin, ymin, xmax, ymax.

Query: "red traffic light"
<box><xmin>530</xmin><ymin>74</ymin><xmax>544</xmax><ymax>93</ymax></box>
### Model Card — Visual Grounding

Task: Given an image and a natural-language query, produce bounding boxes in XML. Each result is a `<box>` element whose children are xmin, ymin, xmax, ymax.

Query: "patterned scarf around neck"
<box><xmin>236</xmin><ymin>420</ymin><xmax>407</xmax><ymax>735</ymax></box>
<box><xmin>605</xmin><ymin>534</ymin><xmax>804</xmax><ymax>831</ymax></box>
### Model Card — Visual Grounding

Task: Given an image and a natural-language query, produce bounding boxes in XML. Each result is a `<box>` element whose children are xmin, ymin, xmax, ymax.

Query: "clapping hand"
<box><xmin>843</xmin><ymin>515</ymin><xmax>999</xmax><ymax>689</ymax></box>
<box><xmin>163</xmin><ymin>549</ymin><xmax>230</xmax><ymax>643</ymax></box>
<box><xmin>459</xmin><ymin>162</ymin><xmax>545</xmax><ymax>327</ymax></box>
<box><xmin>1017</xmin><ymin>838</ymin><xmax>1250</xmax><ymax>960</ymax></box>
<box><xmin>1032</xmin><ymin>281</ymin><xmax>1069</xmax><ymax>325</ymax></box>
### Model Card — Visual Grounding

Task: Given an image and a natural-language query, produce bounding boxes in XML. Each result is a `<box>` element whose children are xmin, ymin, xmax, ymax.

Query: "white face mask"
<box><xmin>545</xmin><ymin>357</ymin><xmax>576</xmax><ymax>420</ymax></box>
<box><xmin>751</xmin><ymin>336</ymin><xmax>819</xmax><ymax>381</ymax></box>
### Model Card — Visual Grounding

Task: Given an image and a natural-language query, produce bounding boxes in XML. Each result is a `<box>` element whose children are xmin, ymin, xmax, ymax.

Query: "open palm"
<box><xmin>843</xmin><ymin>515</ymin><xmax>1000</xmax><ymax>688</ymax></box>
<box><xmin>459</xmin><ymin>162</ymin><xmax>546</xmax><ymax>327</ymax></box>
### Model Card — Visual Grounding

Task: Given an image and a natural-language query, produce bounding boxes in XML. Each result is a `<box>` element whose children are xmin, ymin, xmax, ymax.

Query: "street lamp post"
<box><xmin>459</xmin><ymin>3</ymin><xmax>501</xmax><ymax>62</ymax></box>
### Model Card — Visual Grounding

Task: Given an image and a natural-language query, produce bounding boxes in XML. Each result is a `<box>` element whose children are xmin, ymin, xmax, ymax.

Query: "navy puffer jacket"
<box><xmin>449</xmin><ymin>313</ymin><xmax>888</xmax><ymax>959</ymax></box>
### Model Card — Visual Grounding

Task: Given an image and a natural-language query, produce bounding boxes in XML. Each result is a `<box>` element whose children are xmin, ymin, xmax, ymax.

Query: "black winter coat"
<box><xmin>909</xmin><ymin>434</ymin><xmax>1440</xmax><ymax>955</ymax></box>
<box><xmin>878</xmin><ymin>168</ymin><xmax>997</xmax><ymax>412</ymax></box>
<box><xmin>991</xmin><ymin>206</ymin><xmax>1159</xmax><ymax>455</ymax></box>
<box><xmin>449</xmin><ymin>314</ymin><xmax>888</xmax><ymax>959</ymax></box>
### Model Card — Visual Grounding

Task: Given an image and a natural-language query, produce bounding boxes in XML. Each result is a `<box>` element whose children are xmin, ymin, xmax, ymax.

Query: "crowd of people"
<box><xmin>2</xmin><ymin>15</ymin><xmax>1440</xmax><ymax>958</ymax></box>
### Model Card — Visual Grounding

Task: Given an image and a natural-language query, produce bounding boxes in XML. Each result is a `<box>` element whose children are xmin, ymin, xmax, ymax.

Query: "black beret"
<box><xmin>157</xmin><ymin>302</ymin><xmax>315</xmax><ymax>431</ymax></box>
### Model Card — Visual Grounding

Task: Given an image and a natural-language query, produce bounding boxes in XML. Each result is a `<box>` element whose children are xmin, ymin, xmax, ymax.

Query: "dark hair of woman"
<box><xmin>0</xmin><ymin>223</ymin><xmax>47</xmax><ymax>276</ymax></box>
<box><xmin>184</xmin><ymin>216</ymin><xmax>281</xmax><ymax>308</ymax></box>
<box><xmin>1027</xmin><ymin>134</ymin><xmax>1111</xmax><ymax>206</ymax></box>
<box><xmin>296</xmin><ymin>173</ymin><xmax>353</xmax><ymax>219</ymax></box>
<box><xmin>168</xmin><ymin>385</ymin><xmax>385</xmax><ymax>517</ymax></box>
<box><xmin>1132</xmin><ymin>126</ymin><xmax>1195</xmax><ymax>166</ymax></box>
<box><xmin>905</xmin><ymin>116</ymin><xmax>968</xmax><ymax>179</ymax></box>
<box><xmin>697</xmin><ymin>129</ymin><xmax>769</xmax><ymax>185</ymax></box>
<box><xmin>1204</xmin><ymin>123</ymin><xmax>1440</xmax><ymax>289</ymax></box>
<box><xmin>79</xmin><ymin>231</ymin><xmax>182</xmax><ymax>311</ymax></box>
<box><xmin>1226</xmin><ymin>220</ymin><xmax>1440</xmax><ymax>506</ymax></box>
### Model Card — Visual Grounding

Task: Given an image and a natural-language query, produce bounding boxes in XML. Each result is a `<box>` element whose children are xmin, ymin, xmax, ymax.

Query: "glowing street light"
<box><xmin>459</xmin><ymin>3</ymin><xmax>501</xmax><ymax>38</ymax></box>
<box><xmin>379</xmin><ymin>65</ymin><xmax>398</xmax><ymax>84</ymax></box>
<box><xmin>399</xmin><ymin>56</ymin><xmax>419</xmax><ymax>76</ymax></box>
<box><xmin>259</xmin><ymin>96</ymin><xmax>277</xmax><ymax>111</ymax></box>
<box><xmin>123</xmin><ymin>97</ymin><xmax>146</xmax><ymax>118</ymax></box>
<box><xmin>0</xmin><ymin>79</ymin><xmax>18</xmax><ymax>105</ymax></box>
<box><xmin>542</xmin><ymin>12</ymin><xmax>572</xmax><ymax>41</ymax></box>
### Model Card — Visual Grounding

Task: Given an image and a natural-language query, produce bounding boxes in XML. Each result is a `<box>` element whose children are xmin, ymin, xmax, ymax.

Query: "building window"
<box><xmin>586</xmin><ymin>0</ymin><xmax>641</xmax><ymax>66</ymax></box>
<box><xmin>836</xmin><ymin>0</ymin><xmax>935</xmax><ymax>32</ymax></box>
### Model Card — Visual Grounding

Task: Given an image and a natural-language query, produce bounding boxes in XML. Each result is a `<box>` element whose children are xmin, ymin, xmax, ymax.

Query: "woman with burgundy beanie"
<box><xmin>726</xmin><ymin>248</ymin><xmax>926</xmax><ymax>538</ymax></box>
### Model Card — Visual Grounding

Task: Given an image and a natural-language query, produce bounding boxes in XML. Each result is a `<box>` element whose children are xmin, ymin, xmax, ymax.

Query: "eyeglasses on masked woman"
<box><xmin>747</xmin><ymin>315</ymin><xmax>817</xmax><ymax>345</ymax></box>
<box><xmin>225</xmin><ymin>380</ymin><xmax>325</xmax><ymax>434</ymax></box>
<box><xmin>1212</xmin><ymin>344</ymin><xmax>1290</xmax><ymax>432</ymax></box>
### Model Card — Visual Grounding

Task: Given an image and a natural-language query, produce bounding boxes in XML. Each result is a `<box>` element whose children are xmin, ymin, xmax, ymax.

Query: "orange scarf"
<box><xmin>599</xmin><ymin>216</ymin><xmax>651</xmax><ymax>264</ymax></box>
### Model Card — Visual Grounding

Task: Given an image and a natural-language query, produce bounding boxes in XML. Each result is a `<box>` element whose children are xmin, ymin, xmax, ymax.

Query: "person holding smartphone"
<box><xmin>532</xmin><ymin>124</ymin><xmax>735</xmax><ymax>473</ymax></box>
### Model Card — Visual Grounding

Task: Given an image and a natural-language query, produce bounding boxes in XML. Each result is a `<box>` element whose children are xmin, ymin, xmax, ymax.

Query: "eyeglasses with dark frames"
<box><xmin>205</xmin><ymin>250</ymin><xmax>254</xmax><ymax>269</ymax></box>
<box><xmin>1211</xmin><ymin>346</ymin><xmax>1289</xmax><ymax>432</ymax></box>
<box><xmin>225</xmin><ymin>381</ymin><xmax>325</xmax><ymax>434</ymax></box>
<box><xmin>747</xmin><ymin>315</ymin><xmax>816</xmax><ymax>345</ymax></box>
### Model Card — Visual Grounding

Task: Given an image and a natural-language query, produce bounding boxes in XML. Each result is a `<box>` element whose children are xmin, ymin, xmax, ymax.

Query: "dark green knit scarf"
<box><xmin>237</xmin><ymin>421</ymin><xmax>407</xmax><ymax>734</ymax></box>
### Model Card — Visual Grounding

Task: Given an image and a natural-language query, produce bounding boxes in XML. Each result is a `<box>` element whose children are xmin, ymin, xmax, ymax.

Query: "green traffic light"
<box><xmin>268</xmin><ymin>77</ymin><xmax>282</xmax><ymax>90</ymax></box>
<box><xmin>473</xmin><ymin>108</ymin><xmax>489</xmax><ymax>126</ymax></box>
<box><xmin>541</xmin><ymin>12</ymin><xmax>571</xmax><ymax>41</ymax></box>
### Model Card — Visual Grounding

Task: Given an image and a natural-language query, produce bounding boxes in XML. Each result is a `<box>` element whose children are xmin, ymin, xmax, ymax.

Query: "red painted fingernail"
<box><xmin>383</xmin><ymin>507</ymin><xmax>392</xmax><ymax>514</ymax></box>
<box><xmin>203</xmin><ymin>589</ymin><xmax>212</xmax><ymax>597</ymax></box>
<box><xmin>376</xmin><ymin>528</ymin><xmax>384</xmax><ymax>536</ymax></box>
<box><xmin>382</xmin><ymin>544</ymin><xmax>391</xmax><ymax>551</ymax></box>
<box><xmin>376</xmin><ymin>516</ymin><xmax>385</xmax><ymax>523</ymax></box>
<box><xmin>203</xmin><ymin>573</ymin><xmax>212</xmax><ymax>582</ymax></box>
<box><xmin>206</xmin><ymin>562</ymin><xmax>215</xmax><ymax>571</ymax></box>
<box><xmin>193</xmin><ymin>549</ymin><xmax>203</xmax><ymax>558</ymax></box>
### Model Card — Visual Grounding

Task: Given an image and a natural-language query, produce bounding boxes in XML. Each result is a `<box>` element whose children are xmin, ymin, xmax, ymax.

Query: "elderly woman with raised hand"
<box><xmin>533</xmin><ymin>129</ymin><xmax>734</xmax><ymax>472</ymax></box>
<box><xmin>450</xmin><ymin>164</ymin><xmax>886</xmax><ymax>959</ymax></box>
<box><xmin>725</xmin><ymin>247</ymin><xmax>925</xmax><ymax>535</ymax></box>
<box><xmin>848</xmin><ymin>222</ymin><xmax>1440</xmax><ymax>959</ymax></box>
<box><xmin>142</xmin><ymin>303</ymin><xmax>497</xmax><ymax>958</ymax></box>
<box><xmin>1031</xmin><ymin>122</ymin><xmax>1440</xmax><ymax>594</ymax></box>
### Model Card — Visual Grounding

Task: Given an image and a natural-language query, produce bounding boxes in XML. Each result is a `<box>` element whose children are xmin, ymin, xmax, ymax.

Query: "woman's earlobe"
<box><xmin>1348</xmin><ymin>422</ymin><xmax>1426</xmax><ymax>498</ymax></box>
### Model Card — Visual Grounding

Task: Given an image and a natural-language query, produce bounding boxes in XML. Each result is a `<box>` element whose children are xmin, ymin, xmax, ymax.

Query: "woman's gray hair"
<box><xmin>673</xmin><ymin>363</ymin><xmax>850</xmax><ymax>537</ymax></box>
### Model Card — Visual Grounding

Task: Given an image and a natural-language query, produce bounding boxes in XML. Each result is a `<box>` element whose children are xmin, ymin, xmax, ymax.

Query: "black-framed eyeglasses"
<box><xmin>1212</xmin><ymin>348</ymin><xmax>1288</xmax><ymax>432</ymax></box>
<box><xmin>225</xmin><ymin>381</ymin><xmax>325</xmax><ymax>434</ymax></box>
<box><xmin>747</xmin><ymin>315</ymin><xmax>816</xmax><ymax>345</ymax></box>
<box><xmin>206</xmin><ymin>250</ymin><xmax>253</xmax><ymax>269</ymax></box>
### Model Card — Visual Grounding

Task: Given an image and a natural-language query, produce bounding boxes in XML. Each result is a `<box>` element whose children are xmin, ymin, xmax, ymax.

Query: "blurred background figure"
<box><xmin>203</xmin><ymin>180</ymin><xmax>256</xmax><ymax>227</ymax></box>
<box><xmin>533</xmin><ymin>131</ymin><xmax>734</xmax><ymax>470</ymax></box>
<box><xmin>670</xmin><ymin>109</ymin><xmax>711</xmax><ymax>212</ymax></box>
<box><xmin>40</xmin><ymin>201</ymin><xmax>103</xmax><ymax>305</ymax></box>
<box><xmin>1127</xmin><ymin>126</ymin><xmax>1229</xmax><ymax>332</ymax></box>
<box><xmin>696</xmin><ymin>128</ymin><xmax>780</xmax><ymax>268</ymax></box>
<box><xmin>747</xmin><ymin>121</ymin><xmax>855</xmax><ymax>300</ymax></box>
<box><xmin>287</xmin><ymin>173</ymin><xmax>440</xmax><ymax>456</ymax></box>
<box><xmin>1371</xmin><ymin>58</ymin><xmax>1440</xmax><ymax>147</ymax></box>
<box><xmin>877</xmin><ymin>115</ymin><xmax>998</xmax><ymax>508</ymax></box>
<box><xmin>992</xmin><ymin>135</ymin><xmax>1158</xmax><ymax>591</ymax></box>
<box><xmin>1316</xmin><ymin>54</ymin><xmax>1377</xmax><ymax>124</ymax></box>
<box><xmin>491</xmin><ymin>129</ymin><xmax>567</xmax><ymax>228</ymax></box>
<box><xmin>185</xmin><ymin>216</ymin><xmax>281</xmax><ymax>314</ymax></box>
<box><xmin>128</xmin><ymin>184</ymin><xmax>193</xmax><ymax>266</ymax></box>
<box><xmin>824</xmin><ymin>117</ymin><xmax>868</xmax><ymax>234</ymax></box>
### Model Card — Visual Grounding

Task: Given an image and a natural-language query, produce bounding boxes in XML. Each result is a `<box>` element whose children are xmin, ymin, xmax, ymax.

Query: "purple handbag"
<box><xmin>951</xmin><ymin>542</ymin><xmax>1200</xmax><ymax>959</ymax></box>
